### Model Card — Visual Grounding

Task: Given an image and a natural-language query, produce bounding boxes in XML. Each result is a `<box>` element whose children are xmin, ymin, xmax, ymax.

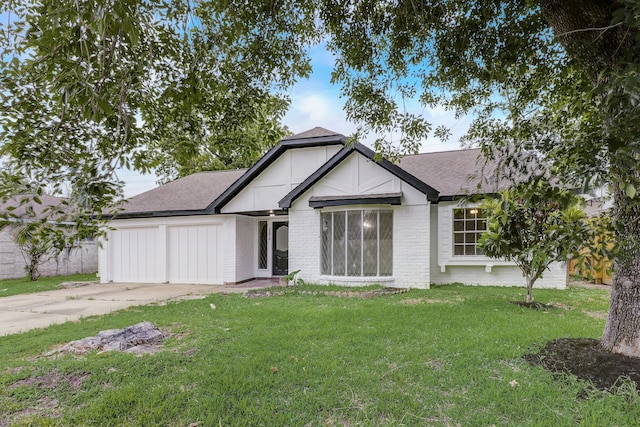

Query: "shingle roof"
<box><xmin>0</xmin><ymin>194</ymin><xmax>68</xmax><ymax>218</ymax></box>
<box><xmin>398</xmin><ymin>148</ymin><xmax>503</xmax><ymax>198</ymax></box>
<box><xmin>117</xmin><ymin>169</ymin><xmax>246</xmax><ymax>217</ymax></box>
<box><xmin>282</xmin><ymin>127</ymin><xmax>343</xmax><ymax>140</ymax></box>
<box><xmin>114</xmin><ymin>129</ymin><xmax>505</xmax><ymax>219</ymax></box>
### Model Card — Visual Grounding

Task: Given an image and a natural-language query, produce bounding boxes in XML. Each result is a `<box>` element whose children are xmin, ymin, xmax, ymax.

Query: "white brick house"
<box><xmin>99</xmin><ymin>127</ymin><xmax>567</xmax><ymax>289</ymax></box>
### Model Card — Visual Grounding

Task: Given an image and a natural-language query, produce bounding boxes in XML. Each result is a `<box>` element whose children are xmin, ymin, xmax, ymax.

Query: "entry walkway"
<box><xmin>0</xmin><ymin>280</ymin><xmax>276</xmax><ymax>336</ymax></box>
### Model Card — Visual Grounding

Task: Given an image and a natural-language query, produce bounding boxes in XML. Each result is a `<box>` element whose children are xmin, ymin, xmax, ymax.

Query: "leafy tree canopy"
<box><xmin>2</xmin><ymin>0</ymin><xmax>640</xmax><ymax>355</ymax></box>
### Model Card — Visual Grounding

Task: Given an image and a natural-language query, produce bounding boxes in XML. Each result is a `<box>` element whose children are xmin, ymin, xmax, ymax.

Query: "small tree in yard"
<box><xmin>9</xmin><ymin>220</ymin><xmax>66</xmax><ymax>281</ymax></box>
<box><xmin>479</xmin><ymin>181</ymin><xmax>589</xmax><ymax>304</ymax></box>
<box><xmin>0</xmin><ymin>193</ymin><xmax>87</xmax><ymax>281</ymax></box>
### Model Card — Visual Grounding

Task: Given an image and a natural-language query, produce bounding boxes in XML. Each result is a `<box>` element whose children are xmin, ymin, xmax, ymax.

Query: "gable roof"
<box><xmin>114</xmin><ymin>128</ymin><xmax>347</xmax><ymax>219</ymax></box>
<box><xmin>113</xmin><ymin>128</ymin><xmax>501</xmax><ymax>219</ymax></box>
<box><xmin>278</xmin><ymin>143</ymin><xmax>440</xmax><ymax>209</ymax></box>
<box><xmin>211</xmin><ymin>128</ymin><xmax>346</xmax><ymax>213</ymax></box>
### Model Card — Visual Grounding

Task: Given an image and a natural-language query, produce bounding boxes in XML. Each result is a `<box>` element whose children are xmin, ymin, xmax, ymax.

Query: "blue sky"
<box><xmin>121</xmin><ymin>44</ymin><xmax>473</xmax><ymax>197</ymax></box>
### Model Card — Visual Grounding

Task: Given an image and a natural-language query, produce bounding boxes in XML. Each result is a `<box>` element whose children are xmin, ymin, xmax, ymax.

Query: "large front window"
<box><xmin>453</xmin><ymin>208</ymin><xmax>487</xmax><ymax>256</ymax></box>
<box><xmin>321</xmin><ymin>210</ymin><xmax>393</xmax><ymax>277</ymax></box>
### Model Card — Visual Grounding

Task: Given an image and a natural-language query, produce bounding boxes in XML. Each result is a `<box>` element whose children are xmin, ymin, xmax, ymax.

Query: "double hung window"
<box><xmin>452</xmin><ymin>208</ymin><xmax>487</xmax><ymax>256</ymax></box>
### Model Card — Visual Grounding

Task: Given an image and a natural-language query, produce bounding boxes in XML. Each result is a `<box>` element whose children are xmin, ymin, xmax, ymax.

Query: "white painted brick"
<box><xmin>431</xmin><ymin>262</ymin><xmax>567</xmax><ymax>289</ymax></box>
<box><xmin>1</xmin><ymin>229</ymin><xmax>97</xmax><ymax>280</ymax></box>
<box><xmin>289</xmin><ymin>204</ymin><xmax>431</xmax><ymax>289</ymax></box>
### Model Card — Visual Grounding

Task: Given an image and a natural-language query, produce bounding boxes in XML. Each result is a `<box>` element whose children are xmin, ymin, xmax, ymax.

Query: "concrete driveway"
<box><xmin>0</xmin><ymin>281</ymin><xmax>274</xmax><ymax>336</ymax></box>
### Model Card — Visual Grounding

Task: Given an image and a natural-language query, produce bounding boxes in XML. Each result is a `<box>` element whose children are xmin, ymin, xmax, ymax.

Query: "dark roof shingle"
<box><xmin>398</xmin><ymin>148</ymin><xmax>503</xmax><ymax>198</ymax></box>
<box><xmin>282</xmin><ymin>127</ymin><xmax>342</xmax><ymax>140</ymax></box>
<box><xmin>119</xmin><ymin>169</ymin><xmax>246</xmax><ymax>216</ymax></box>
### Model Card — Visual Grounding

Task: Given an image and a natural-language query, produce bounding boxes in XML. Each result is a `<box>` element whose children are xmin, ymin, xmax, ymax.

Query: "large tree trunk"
<box><xmin>601</xmin><ymin>176</ymin><xmax>640</xmax><ymax>356</ymax></box>
<box><xmin>539</xmin><ymin>0</ymin><xmax>640</xmax><ymax>356</ymax></box>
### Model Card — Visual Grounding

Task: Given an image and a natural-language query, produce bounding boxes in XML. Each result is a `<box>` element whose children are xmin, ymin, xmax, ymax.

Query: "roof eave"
<box><xmin>110</xmin><ymin>209</ymin><xmax>215</xmax><ymax>220</ymax></box>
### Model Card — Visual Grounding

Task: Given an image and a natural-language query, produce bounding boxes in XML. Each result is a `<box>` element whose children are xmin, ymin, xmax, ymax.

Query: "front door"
<box><xmin>272</xmin><ymin>222</ymin><xmax>288</xmax><ymax>276</ymax></box>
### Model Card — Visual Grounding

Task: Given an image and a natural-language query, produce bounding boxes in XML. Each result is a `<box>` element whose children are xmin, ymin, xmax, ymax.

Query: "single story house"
<box><xmin>98</xmin><ymin>127</ymin><xmax>566</xmax><ymax>289</ymax></box>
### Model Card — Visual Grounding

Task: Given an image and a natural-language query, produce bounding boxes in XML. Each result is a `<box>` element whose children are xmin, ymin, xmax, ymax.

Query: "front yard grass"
<box><xmin>0</xmin><ymin>273</ymin><xmax>97</xmax><ymax>298</ymax></box>
<box><xmin>1</xmin><ymin>284</ymin><xmax>635</xmax><ymax>426</ymax></box>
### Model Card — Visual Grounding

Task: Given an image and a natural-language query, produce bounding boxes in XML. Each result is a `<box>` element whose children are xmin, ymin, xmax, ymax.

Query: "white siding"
<box><xmin>167</xmin><ymin>225</ymin><xmax>223</xmax><ymax>284</ymax></box>
<box><xmin>235</xmin><ymin>215</ymin><xmax>255</xmax><ymax>283</ymax></box>
<box><xmin>222</xmin><ymin>217</ymin><xmax>237</xmax><ymax>283</ymax></box>
<box><xmin>221</xmin><ymin>145</ymin><xmax>342</xmax><ymax>214</ymax></box>
<box><xmin>108</xmin><ymin>227</ymin><xmax>160</xmax><ymax>283</ymax></box>
<box><xmin>102</xmin><ymin>215</ymin><xmax>231</xmax><ymax>285</ymax></box>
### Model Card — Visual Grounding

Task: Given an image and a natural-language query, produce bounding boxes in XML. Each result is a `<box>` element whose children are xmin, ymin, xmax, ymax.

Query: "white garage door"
<box><xmin>167</xmin><ymin>225</ymin><xmax>222</xmax><ymax>284</ymax></box>
<box><xmin>109</xmin><ymin>227</ymin><xmax>160</xmax><ymax>283</ymax></box>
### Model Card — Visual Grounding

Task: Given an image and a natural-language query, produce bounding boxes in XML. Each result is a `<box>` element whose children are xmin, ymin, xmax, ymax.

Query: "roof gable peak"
<box><xmin>282</xmin><ymin>127</ymin><xmax>345</xmax><ymax>141</ymax></box>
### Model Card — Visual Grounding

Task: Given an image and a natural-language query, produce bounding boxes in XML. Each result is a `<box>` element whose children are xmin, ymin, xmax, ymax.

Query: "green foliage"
<box><xmin>0</xmin><ymin>194</ymin><xmax>96</xmax><ymax>281</ymax></box>
<box><xmin>573</xmin><ymin>213</ymin><xmax>615</xmax><ymax>281</ymax></box>
<box><xmin>283</xmin><ymin>269</ymin><xmax>302</xmax><ymax>287</ymax></box>
<box><xmin>151</xmin><ymin>103</ymin><xmax>290</xmax><ymax>183</ymax></box>
<box><xmin>479</xmin><ymin>181</ymin><xmax>589</xmax><ymax>301</ymax></box>
<box><xmin>0</xmin><ymin>0</ymin><xmax>293</xmax><ymax>218</ymax></box>
<box><xmin>2</xmin><ymin>0</ymin><xmax>640</xmax><ymax>350</ymax></box>
<box><xmin>3</xmin><ymin>0</ymin><xmax>638</xmax><ymax>214</ymax></box>
<box><xmin>1</xmin><ymin>285</ymin><xmax>630</xmax><ymax>425</ymax></box>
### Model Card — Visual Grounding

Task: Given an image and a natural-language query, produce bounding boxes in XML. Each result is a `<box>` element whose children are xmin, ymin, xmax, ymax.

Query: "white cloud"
<box><xmin>283</xmin><ymin>89</ymin><xmax>356</xmax><ymax>137</ymax></box>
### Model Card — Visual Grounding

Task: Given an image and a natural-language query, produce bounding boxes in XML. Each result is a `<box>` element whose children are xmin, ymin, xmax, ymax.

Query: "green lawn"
<box><xmin>0</xmin><ymin>273</ymin><xmax>97</xmax><ymax>298</ymax></box>
<box><xmin>1</xmin><ymin>284</ymin><xmax>635</xmax><ymax>426</ymax></box>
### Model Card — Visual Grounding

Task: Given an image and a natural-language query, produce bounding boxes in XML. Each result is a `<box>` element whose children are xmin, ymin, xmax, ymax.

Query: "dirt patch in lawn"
<box><xmin>524</xmin><ymin>338</ymin><xmax>640</xmax><ymax>392</ymax></box>
<box><xmin>244</xmin><ymin>287</ymin><xmax>408</xmax><ymax>298</ymax></box>
<box><xmin>3</xmin><ymin>371</ymin><xmax>90</xmax><ymax>427</ymax></box>
<box><xmin>511</xmin><ymin>301</ymin><xmax>553</xmax><ymax>310</ymax></box>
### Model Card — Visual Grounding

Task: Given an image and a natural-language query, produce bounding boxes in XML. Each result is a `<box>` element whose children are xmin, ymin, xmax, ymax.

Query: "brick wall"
<box><xmin>289</xmin><ymin>204</ymin><xmax>431</xmax><ymax>289</ymax></box>
<box><xmin>432</xmin><ymin>262</ymin><xmax>567</xmax><ymax>289</ymax></box>
<box><xmin>289</xmin><ymin>209</ymin><xmax>321</xmax><ymax>284</ymax></box>
<box><xmin>393</xmin><ymin>204</ymin><xmax>430</xmax><ymax>289</ymax></box>
<box><xmin>0</xmin><ymin>229</ymin><xmax>97</xmax><ymax>280</ymax></box>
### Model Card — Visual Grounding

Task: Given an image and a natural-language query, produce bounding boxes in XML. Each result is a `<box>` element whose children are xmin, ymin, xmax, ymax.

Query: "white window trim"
<box><xmin>438</xmin><ymin>202</ymin><xmax>513</xmax><ymax>272</ymax></box>
<box><xmin>253</xmin><ymin>216</ymin><xmax>289</xmax><ymax>277</ymax></box>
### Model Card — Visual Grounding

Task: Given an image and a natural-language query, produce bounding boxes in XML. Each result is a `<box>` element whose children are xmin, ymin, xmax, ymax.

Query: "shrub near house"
<box><xmin>480</xmin><ymin>181</ymin><xmax>590</xmax><ymax>302</ymax></box>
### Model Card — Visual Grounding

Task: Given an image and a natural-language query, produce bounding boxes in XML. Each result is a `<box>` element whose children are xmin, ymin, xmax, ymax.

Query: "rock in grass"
<box><xmin>50</xmin><ymin>322</ymin><xmax>165</xmax><ymax>356</ymax></box>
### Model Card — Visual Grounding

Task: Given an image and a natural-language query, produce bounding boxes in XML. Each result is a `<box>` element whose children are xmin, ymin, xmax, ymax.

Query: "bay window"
<box><xmin>321</xmin><ymin>210</ymin><xmax>393</xmax><ymax>277</ymax></box>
